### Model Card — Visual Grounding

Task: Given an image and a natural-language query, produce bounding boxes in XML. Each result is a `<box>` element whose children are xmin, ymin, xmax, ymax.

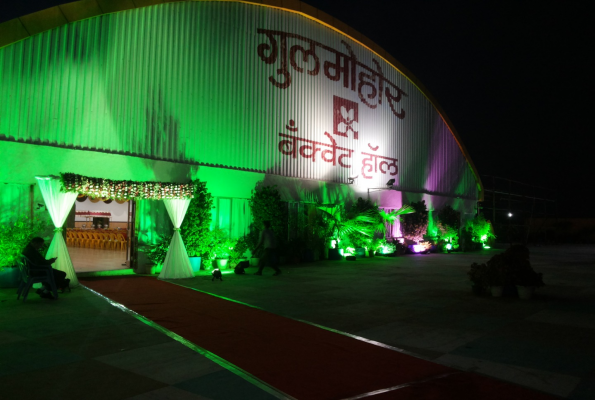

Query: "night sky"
<box><xmin>1</xmin><ymin>1</ymin><xmax>593</xmax><ymax>215</ymax></box>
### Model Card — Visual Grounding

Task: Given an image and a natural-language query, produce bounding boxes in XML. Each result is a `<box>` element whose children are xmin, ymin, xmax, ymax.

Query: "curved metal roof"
<box><xmin>0</xmin><ymin>0</ymin><xmax>483</xmax><ymax>199</ymax></box>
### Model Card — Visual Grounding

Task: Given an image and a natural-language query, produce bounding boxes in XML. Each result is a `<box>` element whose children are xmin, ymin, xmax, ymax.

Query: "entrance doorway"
<box><xmin>66</xmin><ymin>196</ymin><xmax>135</xmax><ymax>273</ymax></box>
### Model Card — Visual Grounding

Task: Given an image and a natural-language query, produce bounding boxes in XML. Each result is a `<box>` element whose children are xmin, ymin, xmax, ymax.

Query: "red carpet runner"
<box><xmin>81</xmin><ymin>277</ymin><xmax>554</xmax><ymax>400</ymax></box>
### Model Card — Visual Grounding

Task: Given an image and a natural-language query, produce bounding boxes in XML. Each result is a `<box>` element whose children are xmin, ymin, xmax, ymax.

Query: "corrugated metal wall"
<box><xmin>0</xmin><ymin>1</ymin><xmax>477</xmax><ymax>199</ymax></box>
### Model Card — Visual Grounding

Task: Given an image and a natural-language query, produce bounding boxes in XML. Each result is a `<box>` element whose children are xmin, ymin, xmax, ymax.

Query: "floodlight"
<box><xmin>386</xmin><ymin>179</ymin><xmax>395</xmax><ymax>186</ymax></box>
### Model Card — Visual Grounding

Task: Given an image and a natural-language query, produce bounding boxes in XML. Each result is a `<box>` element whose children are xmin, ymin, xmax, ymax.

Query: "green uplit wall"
<box><xmin>0</xmin><ymin>1</ymin><xmax>478</xmax><ymax>200</ymax></box>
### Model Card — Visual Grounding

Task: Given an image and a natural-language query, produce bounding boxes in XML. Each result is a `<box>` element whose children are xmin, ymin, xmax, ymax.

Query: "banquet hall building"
<box><xmin>0</xmin><ymin>0</ymin><xmax>482</xmax><ymax>271</ymax></box>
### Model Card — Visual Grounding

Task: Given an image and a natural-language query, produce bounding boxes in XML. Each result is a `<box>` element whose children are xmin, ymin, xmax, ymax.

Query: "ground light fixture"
<box><xmin>212</xmin><ymin>268</ymin><xmax>223</xmax><ymax>281</ymax></box>
<box><xmin>386</xmin><ymin>179</ymin><xmax>395</xmax><ymax>186</ymax></box>
<box><xmin>344</xmin><ymin>247</ymin><xmax>356</xmax><ymax>256</ymax></box>
<box><xmin>508</xmin><ymin>212</ymin><xmax>513</xmax><ymax>217</ymax></box>
<box><xmin>412</xmin><ymin>245</ymin><xmax>424</xmax><ymax>253</ymax></box>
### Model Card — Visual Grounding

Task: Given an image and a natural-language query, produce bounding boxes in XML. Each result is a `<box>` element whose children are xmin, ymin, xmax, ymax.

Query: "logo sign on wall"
<box><xmin>257</xmin><ymin>28</ymin><xmax>405</xmax><ymax>182</ymax></box>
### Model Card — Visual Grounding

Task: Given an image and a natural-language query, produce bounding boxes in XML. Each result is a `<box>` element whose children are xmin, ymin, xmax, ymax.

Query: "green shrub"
<box><xmin>229</xmin><ymin>236</ymin><xmax>249</xmax><ymax>267</ymax></box>
<box><xmin>436</xmin><ymin>205</ymin><xmax>460</xmax><ymax>250</ymax></box>
<box><xmin>0</xmin><ymin>215</ymin><xmax>47</xmax><ymax>270</ymax></box>
<box><xmin>465</xmin><ymin>213</ymin><xmax>495</xmax><ymax>245</ymax></box>
<box><xmin>400</xmin><ymin>200</ymin><xmax>429</xmax><ymax>243</ymax></box>
<box><xmin>145</xmin><ymin>180</ymin><xmax>215</xmax><ymax>270</ymax></box>
<box><xmin>468</xmin><ymin>262</ymin><xmax>489</xmax><ymax>291</ymax></box>
<box><xmin>181</xmin><ymin>180</ymin><xmax>214</xmax><ymax>269</ymax></box>
<box><xmin>204</xmin><ymin>228</ymin><xmax>233</xmax><ymax>261</ymax></box>
<box><xmin>249</xmin><ymin>185</ymin><xmax>288</xmax><ymax>247</ymax></box>
<box><xmin>144</xmin><ymin>236</ymin><xmax>171</xmax><ymax>267</ymax></box>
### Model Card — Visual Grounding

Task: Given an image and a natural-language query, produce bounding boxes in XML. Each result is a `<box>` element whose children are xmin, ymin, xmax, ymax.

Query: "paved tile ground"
<box><xmin>1</xmin><ymin>244</ymin><xmax>593</xmax><ymax>399</ymax></box>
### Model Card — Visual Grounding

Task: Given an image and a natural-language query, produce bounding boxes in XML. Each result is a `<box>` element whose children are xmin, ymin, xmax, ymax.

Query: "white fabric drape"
<box><xmin>36</xmin><ymin>176</ymin><xmax>79</xmax><ymax>287</ymax></box>
<box><xmin>159</xmin><ymin>198</ymin><xmax>193</xmax><ymax>279</ymax></box>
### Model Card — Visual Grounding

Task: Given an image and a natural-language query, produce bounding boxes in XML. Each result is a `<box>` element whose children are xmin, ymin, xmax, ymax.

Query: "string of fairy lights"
<box><xmin>60</xmin><ymin>173</ymin><xmax>194</xmax><ymax>200</ymax></box>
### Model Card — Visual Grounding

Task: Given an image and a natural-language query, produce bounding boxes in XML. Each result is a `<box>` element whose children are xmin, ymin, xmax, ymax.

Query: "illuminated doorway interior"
<box><xmin>66</xmin><ymin>195</ymin><xmax>134</xmax><ymax>273</ymax></box>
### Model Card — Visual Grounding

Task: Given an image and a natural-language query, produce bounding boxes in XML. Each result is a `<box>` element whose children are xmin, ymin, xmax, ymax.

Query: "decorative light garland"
<box><xmin>60</xmin><ymin>173</ymin><xmax>194</xmax><ymax>200</ymax></box>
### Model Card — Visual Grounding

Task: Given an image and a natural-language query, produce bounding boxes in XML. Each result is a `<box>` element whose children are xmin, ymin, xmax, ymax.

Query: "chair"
<box><xmin>82</xmin><ymin>231</ymin><xmax>93</xmax><ymax>248</ymax></box>
<box><xmin>66</xmin><ymin>230</ymin><xmax>75</xmax><ymax>246</ymax></box>
<box><xmin>96</xmin><ymin>232</ymin><xmax>109</xmax><ymax>250</ymax></box>
<box><xmin>109</xmin><ymin>233</ymin><xmax>121</xmax><ymax>251</ymax></box>
<box><xmin>74</xmin><ymin>231</ymin><xmax>85</xmax><ymax>247</ymax></box>
<box><xmin>89</xmin><ymin>232</ymin><xmax>102</xmax><ymax>249</ymax></box>
<box><xmin>16</xmin><ymin>256</ymin><xmax>59</xmax><ymax>302</ymax></box>
<box><xmin>116</xmin><ymin>234</ymin><xmax>128</xmax><ymax>251</ymax></box>
<box><xmin>102</xmin><ymin>232</ymin><xmax>112</xmax><ymax>250</ymax></box>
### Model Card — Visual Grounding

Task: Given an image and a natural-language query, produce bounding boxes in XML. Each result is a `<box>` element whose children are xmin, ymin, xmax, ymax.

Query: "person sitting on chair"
<box><xmin>22</xmin><ymin>237</ymin><xmax>70</xmax><ymax>299</ymax></box>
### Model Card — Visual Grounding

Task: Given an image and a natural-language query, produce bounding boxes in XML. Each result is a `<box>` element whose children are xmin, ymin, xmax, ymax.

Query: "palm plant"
<box><xmin>377</xmin><ymin>205</ymin><xmax>415</xmax><ymax>235</ymax></box>
<box><xmin>317</xmin><ymin>205</ymin><xmax>374</xmax><ymax>242</ymax></box>
<box><xmin>316</xmin><ymin>204</ymin><xmax>415</xmax><ymax>245</ymax></box>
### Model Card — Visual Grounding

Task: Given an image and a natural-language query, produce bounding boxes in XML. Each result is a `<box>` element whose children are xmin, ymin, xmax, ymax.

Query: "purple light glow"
<box><xmin>412</xmin><ymin>245</ymin><xmax>424</xmax><ymax>253</ymax></box>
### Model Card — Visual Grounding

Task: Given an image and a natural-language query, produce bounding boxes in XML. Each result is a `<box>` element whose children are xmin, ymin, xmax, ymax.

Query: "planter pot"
<box><xmin>189</xmin><ymin>257</ymin><xmax>202</xmax><ymax>275</ymax></box>
<box><xmin>517</xmin><ymin>285</ymin><xmax>535</xmax><ymax>300</ymax></box>
<box><xmin>213</xmin><ymin>259</ymin><xmax>230</xmax><ymax>269</ymax></box>
<box><xmin>328</xmin><ymin>248</ymin><xmax>342</xmax><ymax>260</ymax></box>
<box><xmin>354</xmin><ymin>247</ymin><xmax>366</xmax><ymax>258</ymax></box>
<box><xmin>490</xmin><ymin>286</ymin><xmax>504</xmax><ymax>297</ymax></box>
<box><xmin>0</xmin><ymin>267</ymin><xmax>20</xmax><ymax>288</ymax></box>
<box><xmin>149</xmin><ymin>264</ymin><xmax>163</xmax><ymax>275</ymax></box>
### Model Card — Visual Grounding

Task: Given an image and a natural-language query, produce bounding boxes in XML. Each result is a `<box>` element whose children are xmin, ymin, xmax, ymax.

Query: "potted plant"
<box><xmin>142</xmin><ymin>235</ymin><xmax>171</xmax><ymax>274</ymax></box>
<box><xmin>514</xmin><ymin>266</ymin><xmax>544</xmax><ymax>300</ymax></box>
<box><xmin>180</xmin><ymin>180</ymin><xmax>214</xmax><ymax>271</ymax></box>
<box><xmin>229</xmin><ymin>236</ymin><xmax>249</xmax><ymax>268</ymax></box>
<box><xmin>471</xmin><ymin>244</ymin><xmax>544</xmax><ymax>299</ymax></box>
<box><xmin>202</xmin><ymin>228</ymin><xmax>233</xmax><ymax>270</ymax></box>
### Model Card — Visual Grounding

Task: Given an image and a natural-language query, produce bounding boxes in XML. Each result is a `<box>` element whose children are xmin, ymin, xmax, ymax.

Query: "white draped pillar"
<box><xmin>36</xmin><ymin>176</ymin><xmax>79</xmax><ymax>287</ymax></box>
<box><xmin>159</xmin><ymin>198</ymin><xmax>193</xmax><ymax>279</ymax></box>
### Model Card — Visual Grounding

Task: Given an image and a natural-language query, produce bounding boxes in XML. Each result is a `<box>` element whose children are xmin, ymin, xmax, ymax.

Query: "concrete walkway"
<box><xmin>1</xmin><ymin>245</ymin><xmax>593</xmax><ymax>399</ymax></box>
